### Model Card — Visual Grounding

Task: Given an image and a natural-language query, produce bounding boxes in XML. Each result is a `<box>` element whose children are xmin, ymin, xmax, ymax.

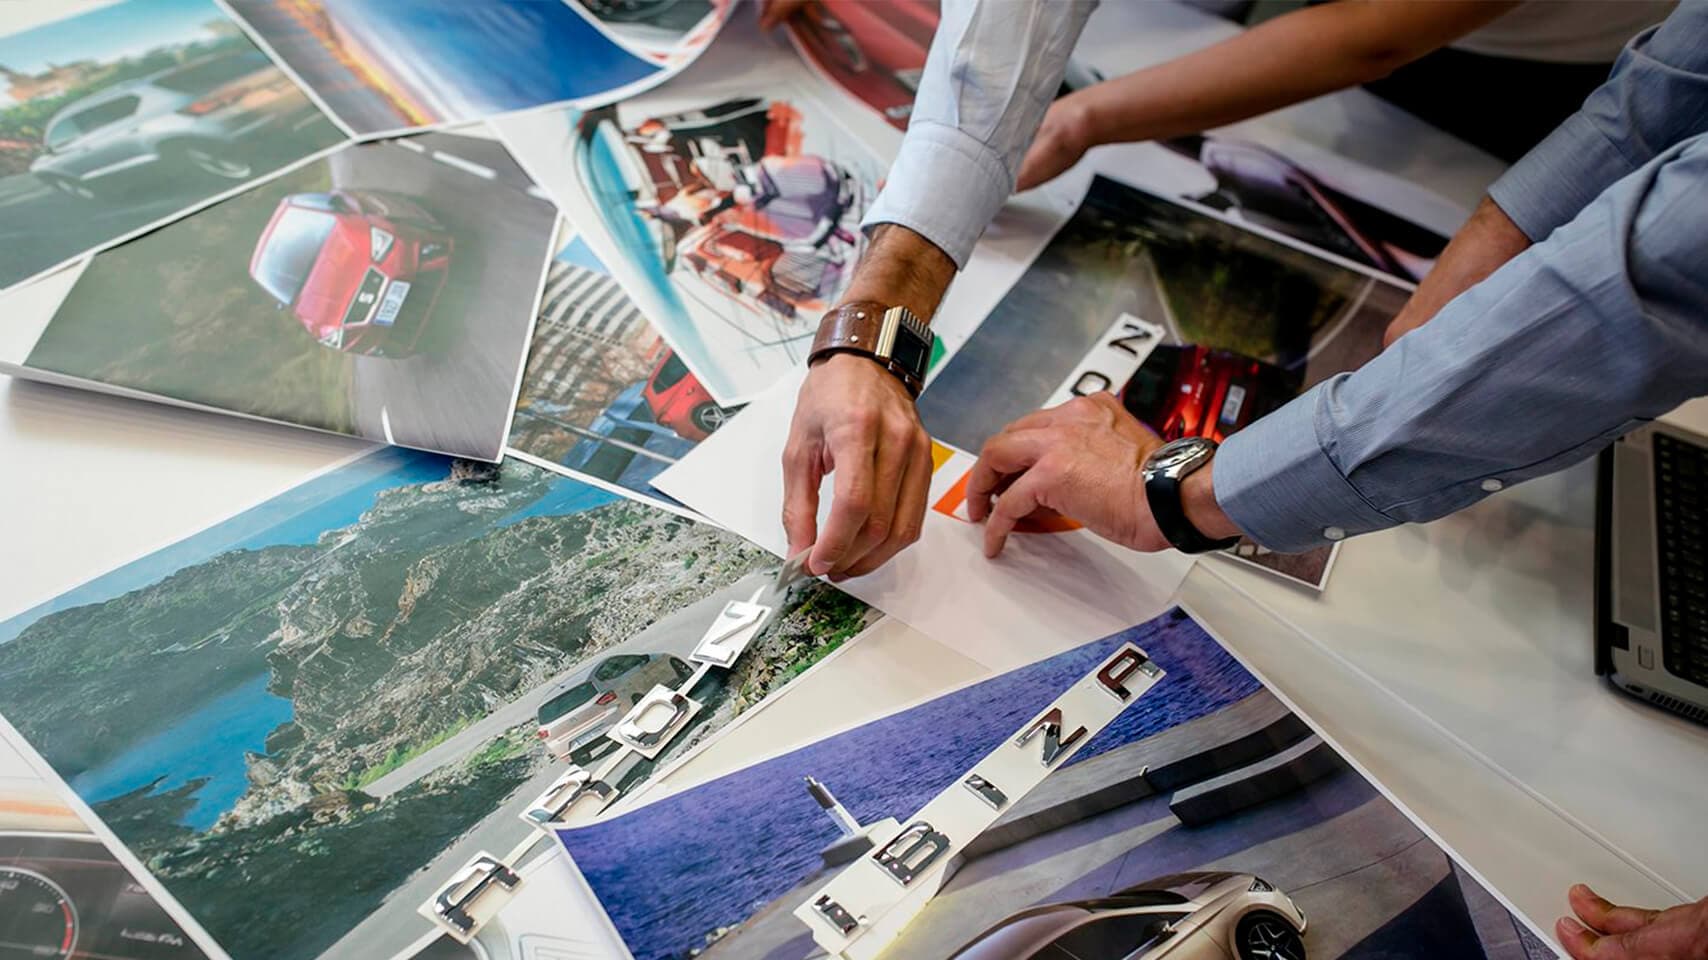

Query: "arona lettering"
<box><xmin>1015</xmin><ymin>707</ymin><xmax>1087</xmax><ymax>767</ymax></box>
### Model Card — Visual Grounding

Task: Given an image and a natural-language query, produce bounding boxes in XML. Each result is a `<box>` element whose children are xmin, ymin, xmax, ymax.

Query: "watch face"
<box><xmin>889</xmin><ymin>327</ymin><xmax>931</xmax><ymax>377</ymax></box>
<box><xmin>1149</xmin><ymin>437</ymin><xmax>1215</xmax><ymax>476</ymax></box>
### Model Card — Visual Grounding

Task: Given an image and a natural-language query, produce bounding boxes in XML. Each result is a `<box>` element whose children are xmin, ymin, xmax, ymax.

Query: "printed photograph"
<box><xmin>572</xmin><ymin>0</ymin><xmax>727</xmax><ymax>63</ymax></box>
<box><xmin>917</xmin><ymin>175</ymin><xmax>1412</xmax><ymax>590</ymax></box>
<box><xmin>1155</xmin><ymin>135</ymin><xmax>1451</xmax><ymax>284</ymax></box>
<box><xmin>508</xmin><ymin>234</ymin><xmax>737</xmax><ymax>511</ymax></box>
<box><xmin>222</xmin><ymin>0</ymin><xmax>663</xmax><ymax>136</ymax></box>
<box><xmin>785</xmin><ymin>0</ymin><xmax>1104</xmax><ymax>132</ymax></box>
<box><xmin>785</xmin><ymin>0</ymin><xmax>939</xmax><ymax>129</ymax></box>
<box><xmin>19</xmin><ymin>130</ymin><xmax>555</xmax><ymax>461</ymax></box>
<box><xmin>0</xmin><ymin>775</ymin><xmax>212</xmax><ymax>960</ymax></box>
<box><xmin>525</xmin><ymin>91</ymin><xmax>884</xmax><ymax>404</ymax></box>
<box><xmin>561</xmin><ymin>608</ymin><xmax>1553</xmax><ymax>960</ymax></box>
<box><xmin>0</xmin><ymin>0</ymin><xmax>345</xmax><ymax>289</ymax></box>
<box><xmin>0</xmin><ymin>449</ymin><xmax>871</xmax><ymax>960</ymax></box>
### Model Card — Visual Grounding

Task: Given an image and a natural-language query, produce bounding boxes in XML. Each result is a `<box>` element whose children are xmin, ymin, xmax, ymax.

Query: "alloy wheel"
<box><xmin>1239</xmin><ymin>914</ymin><xmax>1306</xmax><ymax>960</ymax></box>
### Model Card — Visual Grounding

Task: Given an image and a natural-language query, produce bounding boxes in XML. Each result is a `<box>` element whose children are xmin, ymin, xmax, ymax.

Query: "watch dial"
<box><xmin>1152</xmin><ymin>438</ymin><xmax>1213</xmax><ymax>474</ymax></box>
<box><xmin>889</xmin><ymin>329</ymin><xmax>930</xmax><ymax>376</ymax></box>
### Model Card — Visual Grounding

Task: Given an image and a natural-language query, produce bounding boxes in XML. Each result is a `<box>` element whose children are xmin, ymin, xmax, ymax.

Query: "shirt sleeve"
<box><xmin>1215</xmin><ymin>131</ymin><xmax>1708</xmax><ymax>554</ymax></box>
<box><xmin>861</xmin><ymin>0</ymin><xmax>1098</xmax><ymax>268</ymax></box>
<box><xmin>1488</xmin><ymin>1</ymin><xmax>1708</xmax><ymax>242</ymax></box>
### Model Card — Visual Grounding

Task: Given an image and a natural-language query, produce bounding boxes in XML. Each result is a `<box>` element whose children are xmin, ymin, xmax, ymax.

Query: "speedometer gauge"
<box><xmin>0</xmin><ymin>866</ymin><xmax>77</xmax><ymax>959</ymax></box>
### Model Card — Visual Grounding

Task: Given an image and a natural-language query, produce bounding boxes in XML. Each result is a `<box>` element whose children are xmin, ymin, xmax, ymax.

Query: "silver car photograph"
<box><xmin>0</xmin><ymin>0</ymin><xmax>344</xmax><ymax>289</ymax></box>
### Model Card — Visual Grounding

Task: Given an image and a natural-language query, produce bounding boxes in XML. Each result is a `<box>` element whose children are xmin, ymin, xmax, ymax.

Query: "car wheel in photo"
<box><xmin>179</xmin><ymin>143</ymin><xmax>254</xmax><ymax>181</ymax></box>
<box><xmin>690</xmin><ymin>402</ymin><xmax>729</xmax><ymax>435</ymax></box>
<box><xmin>1235</xmin><ymin>911</ymin><xmax>1307</xmax><ymax>960</ymax></box>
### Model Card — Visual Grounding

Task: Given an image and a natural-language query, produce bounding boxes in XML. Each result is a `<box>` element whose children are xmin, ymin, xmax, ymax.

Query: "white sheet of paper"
<box><xmin>654</xmin><ymin>366</ymin><xmax>1193</xmax><ymax>671</ymax></box>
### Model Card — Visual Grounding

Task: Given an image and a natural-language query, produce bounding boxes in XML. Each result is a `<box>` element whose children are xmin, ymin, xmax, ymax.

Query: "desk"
<box><xmin>0</xmin><ymin>2</ymin><xmax>1699</xmax><ymax>955</ymax></box>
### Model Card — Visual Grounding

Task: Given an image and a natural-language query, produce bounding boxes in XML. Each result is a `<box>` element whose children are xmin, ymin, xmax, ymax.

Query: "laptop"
<box><xmin>1596</xmin><ymin>421</ymin><xmax>1708</xmax><ymax>727</ymax></box>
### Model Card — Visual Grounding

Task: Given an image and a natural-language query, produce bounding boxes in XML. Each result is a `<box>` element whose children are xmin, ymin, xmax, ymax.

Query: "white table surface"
<box><xmin>1</xmin><ymin>1</ymin><xmax>1701</xmax><ymax>955</ymax></box>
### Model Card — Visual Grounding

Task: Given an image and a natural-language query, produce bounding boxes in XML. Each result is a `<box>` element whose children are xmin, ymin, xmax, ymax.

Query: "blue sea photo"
<box><xmin>561</xmin><ymin>608</ymin><xmax>1259</xmax><ymax>960</ymax></box>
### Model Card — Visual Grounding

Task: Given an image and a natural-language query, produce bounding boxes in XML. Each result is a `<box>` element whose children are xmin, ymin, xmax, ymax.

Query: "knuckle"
<box><xmin>899</xmin><ymin>513</ymin><xmax>924</xmax><ymax>544</ymax></box>
<box><xmin>850</xmin><ymin>406</ymin><xmax>881</xmax><ymax>431</ymax></box>
<box><xmin>782</xmin><ymin>441</ymin><xmax>808</xmax><ymax>469</ymax></box>
<box><xmin>864</xmin><ymin>515</ymin><xmax>893</xmax><ymax>542</ymax></box>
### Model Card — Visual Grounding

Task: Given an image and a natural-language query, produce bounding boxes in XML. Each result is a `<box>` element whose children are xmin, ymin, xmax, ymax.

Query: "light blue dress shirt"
<box><xmin>861</xmin><ymin>0</ymin><xmax>1098</xmax><ymax>268</ymax></box>
<box><xmin>867</xmin><ymin>0</ymin><xmax>1708</xmax><ymax>553</ymax></box>
<box><xmin>1216</xmin><ymin>3</ymin><xmax>1708</xmax><ymax>551</ymax></box>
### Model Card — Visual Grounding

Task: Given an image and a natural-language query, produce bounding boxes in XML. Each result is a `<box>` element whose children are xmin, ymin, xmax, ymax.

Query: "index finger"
<box><xmin>967</xmin><ymin>429</ymin><xmax>1050</xmax><ymax>523</ymax></box>
<box><xmin>983</xmin><ymin>469</ymin><xmax>1048</xmax><ymax>558</ymax></box>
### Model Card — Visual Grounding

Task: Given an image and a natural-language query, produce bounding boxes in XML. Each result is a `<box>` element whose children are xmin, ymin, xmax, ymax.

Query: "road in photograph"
<box><xmin>337</xmin><ymin>132</ymin><xmax>557</xmax><ymax>459</ymax></box>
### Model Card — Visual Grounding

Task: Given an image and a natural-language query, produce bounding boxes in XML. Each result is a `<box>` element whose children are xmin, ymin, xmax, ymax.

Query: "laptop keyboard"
<box><xmin>1653</xmin><ymin>433</ymin><xmax>1708</xmax><ymax>686</ymax></box>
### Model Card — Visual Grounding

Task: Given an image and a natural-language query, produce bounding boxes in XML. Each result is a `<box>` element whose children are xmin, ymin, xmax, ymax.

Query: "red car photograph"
<box><xmin>1121</xmin><ymin>344</ymin><xmax>1302</xmax><ymax>444</ymax></box>
<box><xmin>250</xmin><ymin>188</ymin><xmax>453</xmax><ymax>356</ymax></box>
<box><xmin>789</xmin><ymin>0</ymin><xmax>937</xmax><ymax>129</ymax></box>
<box><xmin>642</xmin><ymin>347</ymin><xmax>731</xmax><ymax>441</ymax></box>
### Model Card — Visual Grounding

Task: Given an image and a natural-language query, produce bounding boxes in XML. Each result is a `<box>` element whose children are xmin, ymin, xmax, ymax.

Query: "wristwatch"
<box><xmin>809</xmin><ymin>301</ymin><xmax>935</xmax><ymax>398</ymax></box>
<box><xmin>1142</xmin><ymin>437</ymin><xmax>1242</xmax><ymax>554</ymax></box>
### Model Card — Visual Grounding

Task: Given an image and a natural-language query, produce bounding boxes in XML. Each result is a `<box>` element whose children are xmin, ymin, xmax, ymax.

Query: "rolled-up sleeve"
<box><xmin>1489</xmin><ymin>1</ymin><xmax>1708</xmax><ymax>242</ymax></box>
<box><xmin>1217</xmin><ymin>132</ymin><xmax>1708</xmax><ymax>553</ymax></box>
<box><xmin>862</xmin><ymin>0</ymin><xmax>1097</xmax><ymax>268</ymax></box>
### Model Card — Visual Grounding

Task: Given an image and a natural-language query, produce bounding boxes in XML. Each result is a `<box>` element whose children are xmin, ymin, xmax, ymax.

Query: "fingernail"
<box><xmin>1558</xmin><ymin>916</ymin><xmax>1587</xmax><ymax>936</ymax></box>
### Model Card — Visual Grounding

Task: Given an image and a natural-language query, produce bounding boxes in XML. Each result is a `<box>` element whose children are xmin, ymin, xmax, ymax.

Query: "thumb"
<box><xmin>1015</xmin><ymin>146</ymin><xmax>1053</xmax><ymax>193</ymax></box>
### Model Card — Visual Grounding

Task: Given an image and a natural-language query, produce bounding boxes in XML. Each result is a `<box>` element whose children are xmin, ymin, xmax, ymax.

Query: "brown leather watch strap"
<box><xmin>810</xmin><ymin>301</ymin><xmax>891</xmax><ymax>358</ymax></box>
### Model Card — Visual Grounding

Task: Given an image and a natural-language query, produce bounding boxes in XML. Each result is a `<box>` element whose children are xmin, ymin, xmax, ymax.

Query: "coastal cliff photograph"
<box><xmin>0</xmin><ymin>449</ymin><xmax>867</xmax><ymax>960</ymax></box>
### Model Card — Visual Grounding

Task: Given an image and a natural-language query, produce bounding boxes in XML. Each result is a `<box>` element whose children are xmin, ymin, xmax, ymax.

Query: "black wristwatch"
<box><xmin>1142</xmin><ymin>437</ymin><xmax>1242</xmax><ymax>554</ymax></box>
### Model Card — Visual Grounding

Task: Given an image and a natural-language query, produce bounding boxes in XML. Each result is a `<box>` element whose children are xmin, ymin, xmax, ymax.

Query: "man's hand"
<box><xmin>1558</xmin><ymin>885</ymin><xmax>1708</xmax><ymax>960</ymax></box>
<box><xmin>965</xmin><ymin>393</ymin><xmax>1239</xmax><ymax>557</ymax></box>
<box><xmin>1383</xmin><ymin>195</ymin><xmax>1531</xmax><ymax>347</ymax></box>
<box><xmin>1016</xmin><ymin>94</ymin><xmax>1095</xmax><ymax>192</ymax></box>
<box><xmin>782</xmin><ymin>354</ymin><xmax>932</xmax><ymax>577</ymax></box>
<box><xmin>781</xmin><ymin>225</ymin><xmax>955</xmax><ymax>577</ymax></box>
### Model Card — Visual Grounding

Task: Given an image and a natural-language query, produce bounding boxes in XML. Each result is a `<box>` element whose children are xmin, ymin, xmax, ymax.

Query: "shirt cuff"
<box><xmin>861</xmin><ymin>120</ymin><xmax>1013</xmax><ymax>270</ymax></box>
<box><xmin>1488</xmin><ymin>112</ymin><xmax>1632</xmax><ymax>242</ymax></box>
<box><xmin>1212</xmin><ymin>384</ymin><xmax>1398</xmax><ymax>554</ymax></box>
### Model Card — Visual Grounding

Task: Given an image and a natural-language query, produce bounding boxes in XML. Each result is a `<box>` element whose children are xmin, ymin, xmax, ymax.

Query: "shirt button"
<box><xmin>1481</xmin><ymin>478</ymin><xmax>1504</xmax><ymax>492</ymax></box>
<box><xmin>1323</xmin><ymin>526</ymin><xmax>1346</xmax><ymax>541</ymax></box>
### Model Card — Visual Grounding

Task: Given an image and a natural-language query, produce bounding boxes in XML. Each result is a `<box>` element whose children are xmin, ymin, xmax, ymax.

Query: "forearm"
<box><xmin>1383</xmin><ymin>195</ymin><xmax>1531</xmax><ymax>345</ymax></box>
<box><xmin>1215</xmin><ymin>135</ymin><xmax>1708</xmax><ymax>552</ymax></box>
<box><xmin>1063</xmin><ymin>0</ymin><xmax>1516</xmax><ymax>149</ymax></box>
<box><xmin>840</xmin><ymin>224</ymin><xmax>958</xmax><ymax>323</ymax></box>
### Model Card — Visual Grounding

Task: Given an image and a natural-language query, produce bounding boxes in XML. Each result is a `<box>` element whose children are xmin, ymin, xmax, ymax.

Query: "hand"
<box><xmin>1383</xmin><ymin>195</ymin><xmax>1531</xmax><ymax>347</ymax></box>
<box><xmin>966</xmin><ymin>393</ymin><xmax>1180</xmax><ymax>557</ymax></box>
<box><xmin>758</xmin><ymin>0</ymin><xmax>810</xmax><ymax>31</ymax></box>
<box><xmin>1016</xmin><ymin>94</ymin><xmax>1095</xmax><ymax>192</ymax></box>
<box><xmin>782</xmin><ymin>354</ymin><xmax>933</xmax><ymax>578</ymax></box>
<box><xmin>779</xmin><ymin>223</ymin><xmax>955</xmax><ymax>577</ymax></box>
<box><xmin>1558</xmin><ymin>884</ymin><xmax>1708</xmax><ymax>960</ymax></box>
